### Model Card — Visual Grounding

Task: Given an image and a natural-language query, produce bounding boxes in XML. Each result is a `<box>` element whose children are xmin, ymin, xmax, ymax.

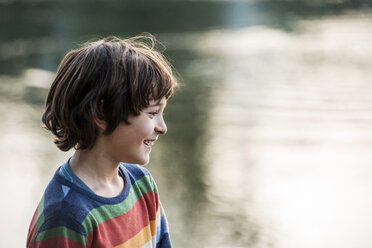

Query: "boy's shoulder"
<box><xmin>29</xmin><ymin>169</ymin><xmax>96</xmax><ymax>241</ymax></box>
<box><xmin>41</xmin><ymin>170</ymin><xmax>99</xmax><ymax>221</ymax></box>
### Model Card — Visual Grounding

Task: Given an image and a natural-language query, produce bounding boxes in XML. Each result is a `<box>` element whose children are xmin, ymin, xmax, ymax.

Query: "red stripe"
<box><xmin>86</xmin><ymin>191</ymin><xmax>158</xmax><ymax>247</ymax></box>
<box><xmin>27</xmin><ymin>207</ymin><xmax>39</xmax><ymax>247</ymax></box>
<box><xmin>27</xmin><ymin>236</ymin><xmax>86</xmax><ymax>248</ymax></box>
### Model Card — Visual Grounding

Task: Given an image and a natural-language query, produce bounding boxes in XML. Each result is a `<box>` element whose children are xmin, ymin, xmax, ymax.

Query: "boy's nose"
<box><xmin>155</xmin><ymin>117</ymin><xmax>167</xmax><ymax>135</ymax></box>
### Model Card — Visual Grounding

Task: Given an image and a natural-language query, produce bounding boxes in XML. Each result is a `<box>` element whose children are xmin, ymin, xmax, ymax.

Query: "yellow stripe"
<box><xmin>114</xmin><ymin>219</ymin><xmax>157</xmax><ymax>248</ymax></box>
<box><xmin>156</xmin><ymin>206</ymin><xmax>161</xmax><ymax>218</ymax></box>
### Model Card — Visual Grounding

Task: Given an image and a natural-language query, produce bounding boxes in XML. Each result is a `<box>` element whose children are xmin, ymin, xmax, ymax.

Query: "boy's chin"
<box><xmin>139</xmin><ymin>158</ymin><xmax>150</xmax><ymax>166</ymax></box>
<box><xmin>133</xmin><ymin>157</ymin><xmax>150</xmax><ymax>166</ymax></box>
<box><xmin>122</xmin><ymin>154</ymin><xmax>150</xmax><ymax>165</ymax></box>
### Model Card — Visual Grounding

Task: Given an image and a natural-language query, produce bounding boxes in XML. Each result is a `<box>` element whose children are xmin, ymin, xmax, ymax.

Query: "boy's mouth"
<box><xmin>143</xmin><ymin>139</ymin><xmax>155</xmax><ymax>147</ymax></box>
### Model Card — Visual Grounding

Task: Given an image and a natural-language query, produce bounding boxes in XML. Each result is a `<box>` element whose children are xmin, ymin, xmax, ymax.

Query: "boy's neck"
<box><xmin>69</xmin><ymin>149</ymin><xmax>124</xmax><ymax>198</ymax></box>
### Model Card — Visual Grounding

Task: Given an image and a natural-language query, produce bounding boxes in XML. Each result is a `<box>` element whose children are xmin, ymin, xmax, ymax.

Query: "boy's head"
<box><xmin>42</xmin><ymin>35</ymin><xmax>178</xmax><ymax>152</ymax></box>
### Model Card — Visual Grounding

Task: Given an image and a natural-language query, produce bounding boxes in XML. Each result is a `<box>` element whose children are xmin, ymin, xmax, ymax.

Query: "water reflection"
<box><xmin>192</xmin><ymin>15</ymin><xmax>372</xmax><ymax>247</ymax></box>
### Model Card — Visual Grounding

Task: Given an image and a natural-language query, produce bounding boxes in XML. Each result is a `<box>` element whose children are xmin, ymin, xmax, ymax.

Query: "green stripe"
<box><xmin>35</xmin><ymin>226</ymin><xmax>88</xmax><ymax>245</ymax></box>
<box><xmin>82</xmin><ymin>175</ymin><xmax>154</xmax><ymax>234</ymax></box>
<box><xmin>36</xmin><ymin>195</ymin><xmax>45</xmax><ymax>231</ymax></box>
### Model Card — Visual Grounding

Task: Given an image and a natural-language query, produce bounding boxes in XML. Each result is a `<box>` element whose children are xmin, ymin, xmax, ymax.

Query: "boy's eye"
<box><xmin>148</xmin><ymin>111</ymin><xmax>158</xmax><ymax>116</ymax></box>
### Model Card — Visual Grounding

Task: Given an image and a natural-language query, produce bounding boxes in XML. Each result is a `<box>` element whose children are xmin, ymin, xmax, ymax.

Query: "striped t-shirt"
<box><xmin>27</xmin><ymin>162</ymin><xmax>171</xmax><ymax>248</ymax></box>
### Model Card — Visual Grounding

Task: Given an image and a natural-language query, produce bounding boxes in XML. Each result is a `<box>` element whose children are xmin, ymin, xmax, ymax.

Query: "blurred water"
<box><xmin>1</xmin><ymin>1</ymin><xmax>372</xmax><ymax>247</ymax></box>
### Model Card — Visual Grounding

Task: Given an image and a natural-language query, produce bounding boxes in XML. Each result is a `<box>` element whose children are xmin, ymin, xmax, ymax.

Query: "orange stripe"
<box><xmin>114</xmin><ymin>219</ymin><xmax>157</xmax><ymax>248</ymax></box>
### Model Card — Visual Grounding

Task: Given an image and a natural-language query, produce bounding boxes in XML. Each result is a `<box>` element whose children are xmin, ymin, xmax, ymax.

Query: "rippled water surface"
<box><xmin>1</xmin><ymin>1</ymin><xmax>372</xmax><ymax>247</ymax></box>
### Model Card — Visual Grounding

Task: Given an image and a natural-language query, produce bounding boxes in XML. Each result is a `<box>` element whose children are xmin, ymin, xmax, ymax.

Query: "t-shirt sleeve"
<box><xmin>27</xmin><ymin>214</ymin><xmax>88</xmax><ymax>248</ymax></box>
<box><xmin>150</xmin><ymin>176</ymin><xmax>172</xmax><ymax>248</ymax></box>
<box><xmin>156</xmin><ymin>203</ymin><xmax>172</xmax><ymax>248</ymax></box>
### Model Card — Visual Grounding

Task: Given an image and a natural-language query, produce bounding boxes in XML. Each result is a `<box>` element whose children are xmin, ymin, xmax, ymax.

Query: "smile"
<box><xmin>143</xmin><ymin>140</ymin><xmax>155</xmax><ymax>148</ymax></box>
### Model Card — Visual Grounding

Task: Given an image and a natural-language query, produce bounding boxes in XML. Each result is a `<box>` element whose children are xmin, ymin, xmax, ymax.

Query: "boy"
<box><xmin>27</xmin><ymin>36</ymin><xmax>178</xmax><ymax>248</ymax></box>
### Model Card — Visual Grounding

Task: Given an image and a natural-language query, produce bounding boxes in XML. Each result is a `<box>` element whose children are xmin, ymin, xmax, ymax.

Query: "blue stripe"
<box><xmin>156</xmin><ymin>215</ymin><xmax>170</xmax><ymax>243</ymax></box>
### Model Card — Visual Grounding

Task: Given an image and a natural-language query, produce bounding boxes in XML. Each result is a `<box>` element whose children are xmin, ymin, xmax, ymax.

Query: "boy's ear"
<box><xmin>94</xmin><ymin>115</ymin><xmax>107</xmax><ymax>132</ymax></box>
<box><xmin>94</xmin><ymin>100</ymin><xmax>107</xmax><ymax>132</ymax></box>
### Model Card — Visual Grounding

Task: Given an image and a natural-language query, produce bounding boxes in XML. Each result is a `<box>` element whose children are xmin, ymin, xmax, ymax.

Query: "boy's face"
<box><xmin>101</xmin><ymin>98</ymin><xmax>168</xmax><ymax>165</ymax></box>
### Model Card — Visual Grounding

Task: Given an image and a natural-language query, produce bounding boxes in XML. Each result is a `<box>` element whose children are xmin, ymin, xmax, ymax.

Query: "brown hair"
<box><xmin>42</xmin><ymin>35</ymin><xmax>178</xmax><ymax>151</ymax></box>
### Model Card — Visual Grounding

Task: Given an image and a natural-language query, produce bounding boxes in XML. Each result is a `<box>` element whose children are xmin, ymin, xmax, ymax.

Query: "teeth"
<box><xmin>144</xmin><ymin>140</ymin><xmax>153</xmax><ymax>146</ymax></box>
